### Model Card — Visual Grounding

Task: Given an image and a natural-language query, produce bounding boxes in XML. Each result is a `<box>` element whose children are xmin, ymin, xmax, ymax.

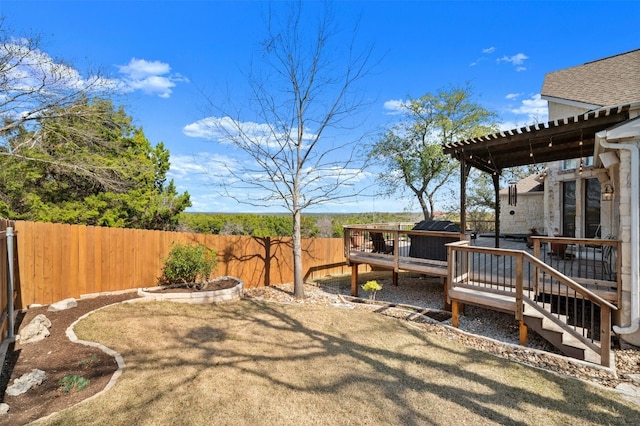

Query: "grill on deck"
<box><xmin>409</xmin><ymin>220</ymin><xmax>460</xmax><ymax>261</ymax></box>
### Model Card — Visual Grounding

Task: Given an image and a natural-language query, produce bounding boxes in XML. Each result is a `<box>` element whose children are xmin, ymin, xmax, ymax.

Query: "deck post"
<box><xmin>601</xmin><ymin>305</ymin><xmax>612</xmax><ymax>367</ymax></box>
<box><xmin>492</xmin><ymin>172</ymin><xmax>501</xmax><ymax>248</ymax></box>
<box><xmin>515</xmin><ymin>253</ymin><xmax>523</xmax><ymax>321</ymax></box>
<box><xmin>442</xmin><ymin>277</ymin><xmax>450</xmax><ymax>311</ymax></box>
<box><xmin>392</xmin><ymin>270</ymin><xmax>398</xmax><ymax>286</ymax></box>
<box><xmin>519</xmin><ymin>320</ymin><xmax>528</xmax><ymax>345</ymax></box>
<box><xmin>451</xmin><ymin>300</ymin><xmax>459</xmax><ymax>327</ymax></box>
<box><xmin>459</xmin><ymin>159</ymin><xmax>469</xmax><ymax>236</ymax></box>
<box><xmin>351</xmin><ymin>263</ymin><xmax>359</xmax><ymax>297</ymax></box>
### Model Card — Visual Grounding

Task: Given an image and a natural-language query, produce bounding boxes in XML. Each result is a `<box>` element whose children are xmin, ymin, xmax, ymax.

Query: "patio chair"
<box><xmin>370</xmin><ymin>232</ymin><xmax>393</xmax><ymax>254</ymax></box>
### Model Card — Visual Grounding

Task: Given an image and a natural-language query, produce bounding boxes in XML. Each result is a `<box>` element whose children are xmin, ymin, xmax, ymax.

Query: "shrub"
<box><xmin>361</xmin><ymin>280</ymin><xmax>382</xmax><ymax>300</ymax></box>
<box><xmin>160</xmin><ymin>242</ymin><xmax>218</xmax><ymax>288</ymax></box>
<box><xmin>58</xmin><ymin>375</ymin><xmax>90</xmax><ymax>393</ymax></box>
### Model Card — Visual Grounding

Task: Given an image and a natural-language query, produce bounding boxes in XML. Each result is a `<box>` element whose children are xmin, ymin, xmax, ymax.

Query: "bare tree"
<box><xmin>200</xmin><ymin>4</ymin><xmax>375</xmax><ymax>298</ymax></box>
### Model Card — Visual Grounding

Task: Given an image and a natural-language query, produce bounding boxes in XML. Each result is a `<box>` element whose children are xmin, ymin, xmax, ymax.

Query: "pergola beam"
<box><xmin>443</xmin><ymin>104</ymin><xmax>631</xmax><ymax>244</ymax></box>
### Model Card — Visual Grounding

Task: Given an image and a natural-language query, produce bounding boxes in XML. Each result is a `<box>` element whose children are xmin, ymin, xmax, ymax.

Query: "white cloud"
<box><xmin>118</xmin><ymin>58</ymin><xmax>170</xmax><ymax>79</ymax></box>
<box><xmin>0</xmin><ymin>43</ymin><xmax>186</xmax><ymax>101</ymax></box>
<box><xmin>183</xmin><ymin>116</ymin><xmax>317</xmax><ymax>148</ymax></box>
<box><xmin>505</xmin><ymin>93</ymin><xmax>521</xmax><ymax>100</ymax></box>
<box><xmin>500</xmin><ymin>94</ymin><xmax>548</xmax><ymax>130</ymax></box>
<box><xmin>117</xmin><ymin>58</ymin><xmax>188</xmax><ymax>98</ymax></box>
<box><xmin>0</xmin><ymin>40</ymin><xmax>119</xmax><ymax>96</ymax></box>
<box><xmin>169</xmin><ymin>152</ymin><xmax>238</xmax><ymax>181</ymax></box>
<box><xmin>383</xmin><ymin>99</ymin><xmax>408</xmax><ymax>114</ymax></box>
<box><xmin>498</xmin><ymin>53</ymin><xmax>529</xmax><ymax>71</ymax></box>
<box><xmin>470</xmin><ymin>47</ymin><xmax>496</xmax><ymax>67</ymax></box>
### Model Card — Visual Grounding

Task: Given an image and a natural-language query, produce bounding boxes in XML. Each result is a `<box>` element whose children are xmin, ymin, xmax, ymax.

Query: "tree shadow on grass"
<box><xmin>56</xmin><ymin>300</ymin><xmax>640</xmax><ymax>425</ymax></box>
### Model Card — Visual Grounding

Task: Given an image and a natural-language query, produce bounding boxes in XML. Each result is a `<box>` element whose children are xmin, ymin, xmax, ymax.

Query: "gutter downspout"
<box><xmin>598</xmin><ymin>130</ymin><xmax>640</xmax><ymax>335</ymax></box>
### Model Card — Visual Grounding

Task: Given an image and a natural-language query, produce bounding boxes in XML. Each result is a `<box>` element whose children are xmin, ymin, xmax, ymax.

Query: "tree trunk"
<box><xmin>292</xmin><ymin>209</ymin><xmax>305</xmax><ymax>299</ymax></box>
<box><xmin>418</xmin><ymin>194</ymin><xmax>430</xmax><ymax>221</ymax></box>
<box><xmin>428</xmin><ymin>196</ymin><xmax>435</xmax><ymax>220</ymax></box>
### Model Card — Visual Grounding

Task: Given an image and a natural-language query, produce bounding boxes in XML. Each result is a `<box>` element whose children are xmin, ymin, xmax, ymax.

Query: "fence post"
<box><xmin>265</xmin><ymin>237</ymin><xmax>271</xmax><ymax>287</ymax></box>
<box><xmin>6</xmin><ymin>227</ymin><xmax>15</xmax><ymax>339</ymax></box>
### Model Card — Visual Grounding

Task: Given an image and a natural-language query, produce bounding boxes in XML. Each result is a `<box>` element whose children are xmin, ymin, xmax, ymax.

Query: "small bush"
<box><xmin>78</xmin><ymin>354</ymin><xmax>98</xmax><ymax>368</ymax></box>
<box><xmin>160</xmin><ymin>242</ymin><xmax>218</xmax><ymax>288</ymax></box>
<box><xmin>58</xmin><ymin>375</ymin><xmax>90</xmax><ymax>393</ymax></box>
<box><xmin>361</xmin><ymin>280</ymin><xmax>382</xmax><ymax>300</ymax></box>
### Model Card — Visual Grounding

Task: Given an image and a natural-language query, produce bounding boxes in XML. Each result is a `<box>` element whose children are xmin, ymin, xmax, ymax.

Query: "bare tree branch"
<box><xmin>200</xmin><ymin>3</ymin><xmax>377</xmax><ymax>298</ymax></box>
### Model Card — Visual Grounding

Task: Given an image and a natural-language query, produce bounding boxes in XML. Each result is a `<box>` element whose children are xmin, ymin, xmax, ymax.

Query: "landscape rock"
<box><xmin>6</xmin><ymin>369</ymin><xmax>46</xmax><ymax>396</ymax></box>
<box><xmin>0</xmin><ymin>403</ymin><xmax>9</xmax><ymax>414</ymax></box>
<box><xmin>616</xmin><ymin>382</ymin><xmax>640</xmax><ymax>406</ymax></box>
<box><xmin>625</xmin><ymin>373</ymin><xmax>640</xmax><ymax>385</ymax></box>
<box><xmin>48</xmin><ymin>298</ymin><xmax>78</xmax><ymax>312</ymax></box>
<box><xmin>18</xmin><ymin>314</ymin><xmax>51</xmax><ymax>344</ymax></box>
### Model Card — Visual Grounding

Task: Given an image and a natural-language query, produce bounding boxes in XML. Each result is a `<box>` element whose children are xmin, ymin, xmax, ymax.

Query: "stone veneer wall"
<box><xmin>617</xmin><ymin>149</ymin><xmax>633</xmax><ymax>332</ymax></box>
<box><xmin>499</xmin><ymin>193</ymin><xmax>545</xmax><ymax>234</ymax></box>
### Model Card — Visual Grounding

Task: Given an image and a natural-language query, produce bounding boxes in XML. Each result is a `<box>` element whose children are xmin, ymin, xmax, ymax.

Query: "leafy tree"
<box><xmin>466</xmin><ymin>170</ymin><xmax>496</xmax><ymax>213</ymax></box>
<box><xmin>178</xmin><ymin>213</ymin><xmax>318</xmax><ymax>237</ymax></box>
<box><xmin>0</xmin><ymin>20</ymin><xmax>189</xmax><ymax>228</ymax></box>
<box><xmin>368</xmin><ymin>84</ymin><xmax>497</xmax><ymax>220</ymax></box>
<box><xmin>0</xmin><ymin>97</ymin><xmax>191</xmax><ymax>229</ymax></box>
<box><xmin>200</xmin><ymin>4</ymin><xmax>375</xmax><ymax>298</ymax></box>
<box><xmin>0</xmin><ymin>19</ymin><xmax>113</xmax><ymax>180</ymax></box>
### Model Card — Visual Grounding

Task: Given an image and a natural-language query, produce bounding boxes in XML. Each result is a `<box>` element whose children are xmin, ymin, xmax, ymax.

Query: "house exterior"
<box><xmin>539</xmin><ymin>49</ymin><xmax>640</xmax><ymax>345</ymax></box>
<box><xmin>444</xmin><ymin>49</ymin><xmax>640</xmax><ymax>348</ymax></box>
<box><xmin>498</xmin><ymin>173</ymin><xmax>545</xmax><ymax>235</ymax></box>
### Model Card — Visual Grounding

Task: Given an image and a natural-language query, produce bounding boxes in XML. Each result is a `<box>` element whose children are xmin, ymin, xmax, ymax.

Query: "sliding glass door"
<box><xmin>584</xmin><ymin>178</ymin><xmax>601</xmax><ymax>238</ymax></box>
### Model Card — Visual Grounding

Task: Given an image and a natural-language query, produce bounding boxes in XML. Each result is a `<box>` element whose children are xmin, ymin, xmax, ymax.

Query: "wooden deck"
<box><xmin>343</xmin><ymin>225</ymin><xmax>620</xmax><ymax>367</ymax></box>
<box><xmin>345</xmin><ymin>230</ymin><xmax>620</xmax><ymax>305</ymax></box>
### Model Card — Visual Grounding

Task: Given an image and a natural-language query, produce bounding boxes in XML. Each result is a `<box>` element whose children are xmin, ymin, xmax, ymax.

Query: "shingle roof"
<box><xmin>499</xmin><ymin>173</ymin><xmax>543</xmax><ymax>195</ymax></box>
<box><xmin>541</xmin><ymin>49</ymin><xmax>640</xmax><ymax>107</ymax></box>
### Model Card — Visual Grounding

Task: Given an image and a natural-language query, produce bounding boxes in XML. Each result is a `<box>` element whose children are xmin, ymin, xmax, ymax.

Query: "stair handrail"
<box><xmin>524</xmin><ymin>252</ymin><xmax>618</xmax><ymax>311</ymax></box>
<box><xmin>447</xmin><ymin>242</ymin><xmax>617</xmax><ymax>367</ymax></box>
<box><xmin>446</xmin><ymin>242</ymin><xmax>617</xmax><ymax>311</ymax></box>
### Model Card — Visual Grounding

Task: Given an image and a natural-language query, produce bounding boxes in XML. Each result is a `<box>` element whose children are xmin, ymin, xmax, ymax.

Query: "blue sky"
<box><xmin>2</xmin><ymin>1</ymin><xmax>638</xmax><ymax>214</ymax></box>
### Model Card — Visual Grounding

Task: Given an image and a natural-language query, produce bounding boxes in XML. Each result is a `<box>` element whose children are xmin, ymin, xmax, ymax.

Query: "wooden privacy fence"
<box><xmin>13</xmin><ymin>220</ymin><xmax>350</xmax><ymax>308</ymax></box>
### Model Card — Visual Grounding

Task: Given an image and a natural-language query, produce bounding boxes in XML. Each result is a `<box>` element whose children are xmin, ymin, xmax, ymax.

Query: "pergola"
<box><xmin>442</xmin><ymin>104</ymin><xmax>632</xmax><ymax>246</ymax></box>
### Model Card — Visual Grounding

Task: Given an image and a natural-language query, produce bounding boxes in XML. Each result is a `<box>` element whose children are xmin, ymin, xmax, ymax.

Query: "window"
<box><xmin>562</xmin><ymin>156</ymin><xmax>593</xmax><ymax>170</ymax></box>
<box><xmin>562</xmin><ymin>181</ymin><xmax>576</xmax><ymax>237</ymax></box>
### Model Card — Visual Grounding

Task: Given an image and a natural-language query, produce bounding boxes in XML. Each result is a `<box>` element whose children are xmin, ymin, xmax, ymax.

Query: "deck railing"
<box><xmin>344</xmin><ymin>224</ymin><xmax>462</xmax><ymax>275</ymax></box>
<box><xmin>447</xmin><ymin>240</ymin><xmax>617</xmax><ymax>367</ymax></box>
<box><xmin>531</xmin><ymin>236</ymin><xmax>621</xmax><ymax>306</ymax></box>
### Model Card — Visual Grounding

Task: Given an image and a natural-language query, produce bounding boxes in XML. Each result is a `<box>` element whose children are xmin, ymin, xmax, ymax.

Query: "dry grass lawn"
<box><xmin>39</xmin><ymin>300</ymin><xmax>639</xmax><ymax>425</ymax></box>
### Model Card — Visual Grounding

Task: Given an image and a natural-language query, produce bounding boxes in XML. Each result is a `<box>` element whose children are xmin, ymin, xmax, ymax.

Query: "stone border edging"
<box><xmin>137</xmin><ymin>277</ymin><xmax>243</xmax><ymax>304</ymax></box>
<box><xmin>32</xmin><ymin>298</ymin><xmax>138</xmax><ymax>424</ymax></box>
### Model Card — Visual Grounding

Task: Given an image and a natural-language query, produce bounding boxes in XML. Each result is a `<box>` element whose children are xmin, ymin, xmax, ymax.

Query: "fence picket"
<box><xmin>9</xmin><ymin>221</ymin><xmax>347</xmax><ymax>307</ymax></box>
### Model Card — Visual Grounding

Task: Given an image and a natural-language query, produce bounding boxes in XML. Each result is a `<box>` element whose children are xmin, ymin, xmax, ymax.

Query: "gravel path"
<box><xmin>243</xmin><ymin>271</ymin><xmax>640</xmax><ymax>405</ymax></box>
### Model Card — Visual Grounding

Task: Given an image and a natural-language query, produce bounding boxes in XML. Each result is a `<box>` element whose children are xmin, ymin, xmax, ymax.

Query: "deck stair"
<box><xmin>521</xmin><ymin>302</ymin><xmax>600</xmax><ymax>364</ymax></box>
<box><xmin>449</xmin><ymin>286</ymin><xmax>602</xmax><ymax>364</ymax></box>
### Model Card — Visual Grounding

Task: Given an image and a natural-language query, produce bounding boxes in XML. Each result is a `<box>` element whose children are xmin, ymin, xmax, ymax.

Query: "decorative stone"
<box><xmin>48</xmin><ymin>298</ymin><xmax>78</xmax><ymax>311</ymax></box>
<box><xmin>6</xmin><ymin>369</ymin><xmax>46</xmax><ymax>396</ymax></box>
<box><xmin>0</xmin><ymin>403</ymin><xmax>9</xmax><ymax>414</ymax></box>
<box><xmin>18</xmin><ymin>314</ymin><xmax>51</xmax><ymax>344</ymax></box>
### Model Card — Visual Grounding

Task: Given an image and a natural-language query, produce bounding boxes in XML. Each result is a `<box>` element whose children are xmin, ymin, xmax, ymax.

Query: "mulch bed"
<box><xmin>153</xmin><ymin>278</ymin><xmax>240</xmax><ymax>293</ymax></box>
<box><xmin>0</xmin><ymin>292</ymin><xmax>140</xmax><ymax>426</ymax></box>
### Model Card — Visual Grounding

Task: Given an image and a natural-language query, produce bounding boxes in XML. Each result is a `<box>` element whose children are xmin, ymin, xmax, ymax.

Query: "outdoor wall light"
<box><xmin>602</xmin><ymin>183</ymin><xmax>615</xmax><ymax>201</ymax></box>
